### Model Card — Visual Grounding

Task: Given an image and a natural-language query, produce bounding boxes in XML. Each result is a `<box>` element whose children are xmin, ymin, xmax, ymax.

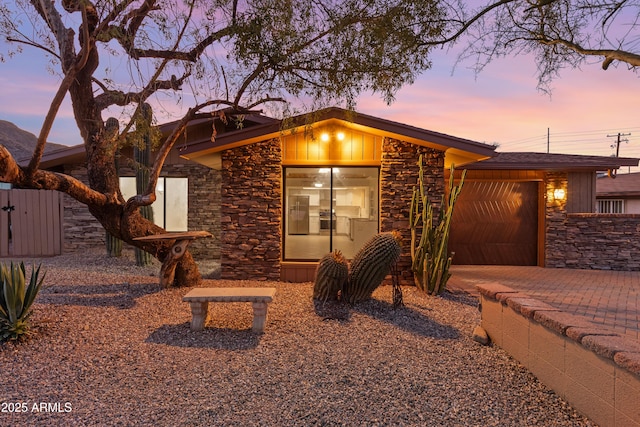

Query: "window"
<box><xmin>283</xmin><ymin>167</ymin><xmax>379</xmax><ymax>261</ymax></box>
<box><xmin>0</xmin><ymin>182</ymin><xmax>11</xmax><ymax>190</ymax></box>
<box><xmin>119</xmin><ymin>177</ymin><xmax>188</xmax><ymax>231</ymax></box>
<box><xmin>596</xmin><ymin>199</ymin><xmax>624</xmax><ymax>214</ymax></box>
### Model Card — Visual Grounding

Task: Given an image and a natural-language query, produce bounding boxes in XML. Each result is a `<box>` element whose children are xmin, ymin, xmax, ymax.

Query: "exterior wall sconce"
<box><xmin>553</xmin><ymin>188</ymin><xmax>566</xmax><ymax>201</ymax></box>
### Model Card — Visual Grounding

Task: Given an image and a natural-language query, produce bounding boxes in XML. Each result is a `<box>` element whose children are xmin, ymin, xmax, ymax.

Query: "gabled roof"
<box><xmin>179</xmin><ymin>107</ymin><xmax>497</xmax><ymax>168</ymax></box>
<box><xmin>466</xmin><ymin>152</ymin><xmax>639</xmax><ymax>172</ymax></box>
<box><xmin>597</xmin><ymin>172</ymin><xmax>640</xmax><ymax>197</ymax></box>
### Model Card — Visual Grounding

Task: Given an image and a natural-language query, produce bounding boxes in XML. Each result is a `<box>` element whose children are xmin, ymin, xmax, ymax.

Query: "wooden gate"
<box><xmin>0</xmin><ymin>189</ymin><xmax>63</xmax><ymax>257</ymax></box>
<box><xmin>449</xmin><ymin>181</ymin><xmax>539</xmax><ymax>265</ymax></box>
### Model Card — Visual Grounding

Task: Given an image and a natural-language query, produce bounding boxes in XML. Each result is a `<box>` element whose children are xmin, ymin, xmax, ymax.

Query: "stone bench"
<box><xmin>182</xmin><ymin>287</ymin><xmax>276</xmax><ymax>333</ymax></box>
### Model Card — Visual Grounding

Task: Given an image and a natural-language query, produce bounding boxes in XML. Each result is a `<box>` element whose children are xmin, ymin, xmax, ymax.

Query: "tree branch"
<box><xmin>125</xmin><ymin>99</ymin><xmax>239</xmax><ymax>213</ymax></box>
<box><xmin>538</xmin><ymin>37</ymin><xmax>640</xmax><ymax>68</ymax></box>
<box><xmin>0</xmin><ymin>145</ymin><xmax>109</xmax><ymax>206</ymax></box>
<box><xmin>27</xmin><ymin>2</ymin><xmax>95</xmax><ymax>177</ymax></box>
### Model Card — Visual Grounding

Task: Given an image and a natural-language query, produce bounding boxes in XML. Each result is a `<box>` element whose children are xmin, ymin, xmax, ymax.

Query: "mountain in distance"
<box><xmin>0</xmin><ymin>120</ymin><xmax>69</xmax><ymax>160</ymax></box>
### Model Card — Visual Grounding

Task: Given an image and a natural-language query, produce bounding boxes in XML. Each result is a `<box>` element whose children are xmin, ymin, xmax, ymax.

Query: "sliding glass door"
<box><xmin>283</xmin><ymin>167</ymin><xmax>379</xmax><ymax>261</ymax></box>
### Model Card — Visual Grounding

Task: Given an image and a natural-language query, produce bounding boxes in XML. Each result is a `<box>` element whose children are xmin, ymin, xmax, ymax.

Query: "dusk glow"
<box><xmin>1</xmin><ymin>36</ymin><xmax>638</xmax><ymax>165</ymax></box>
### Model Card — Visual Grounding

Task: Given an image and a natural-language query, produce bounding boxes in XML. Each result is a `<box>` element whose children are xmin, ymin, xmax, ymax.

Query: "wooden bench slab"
<box><xmin>183</xmin><ymin>287</ymin><xmax>276</xmax><ymax>332</ymax></box>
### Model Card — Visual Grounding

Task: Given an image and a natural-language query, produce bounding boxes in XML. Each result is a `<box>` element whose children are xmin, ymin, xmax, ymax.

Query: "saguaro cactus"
<box><xmin>105</xmin><ymin>117</ymin><xmax>122</xmax><ymax>257</ymax></box>
<box><xmin>134</xmin><ymin>103</ymin><xmax>154</xmax><ymax>266</ymax></box>
<box><xmin>344</xmin><ymin>231</ymin><xmax>402</xmax><ymax>304</ymax></box>
<box><xmin>313</xmin><ymin>250</ymin><xmax>349</xmax><ymax>302</ymax></box>
<box><xmin>410</xmin><ymin>156</ymin><xmax>465</xmax><ymax>295</ymax></box>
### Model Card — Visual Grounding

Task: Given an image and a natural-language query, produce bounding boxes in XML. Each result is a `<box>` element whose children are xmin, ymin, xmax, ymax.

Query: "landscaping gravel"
<box><xmin>0</xmin><ymin>249</ymin><xmax>596</xmax><ymax>426</ymax></box>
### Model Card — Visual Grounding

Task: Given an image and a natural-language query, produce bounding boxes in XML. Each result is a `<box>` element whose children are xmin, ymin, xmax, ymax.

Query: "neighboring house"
<box><xmin>22</xmin><ymin>107</ymin><xmax>640</xmax><ymax>277</ymax></box>
<box><xmin>596</xmin><ymin>171</ymin><xmax>640</xmax><ymax>214</ymax></box>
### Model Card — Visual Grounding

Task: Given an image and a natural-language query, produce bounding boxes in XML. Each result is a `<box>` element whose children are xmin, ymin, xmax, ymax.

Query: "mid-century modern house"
<box><xmin>16</xmin><ymin>107</ymin><xmax>640</xmax><ymax>280</ymax></box>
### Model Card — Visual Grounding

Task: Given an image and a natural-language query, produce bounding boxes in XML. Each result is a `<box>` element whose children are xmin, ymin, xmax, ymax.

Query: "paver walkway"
<box><xmin>449</xmin><ymin>265</ymin><xmax>640</xmax><ymax>342</ymax></box>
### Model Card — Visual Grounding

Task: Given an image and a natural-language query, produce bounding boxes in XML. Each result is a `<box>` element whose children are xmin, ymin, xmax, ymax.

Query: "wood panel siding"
<box><xmin>282</xmin><ymin>127</ymin><xmax>382</xmax><ymax>164</ymax></box>
<box><xmin>566</xmin><ymin>172</ymin><xmax>596</xmax><ymax>213</ymax></box>
<box><xmin>450</xmin><ymin>181</ymin><xmax>539</xmax><ymax>265</ymax></box>
<box><xmin>449</xmin><ymin>169</ymin><xmax>544</xmax><ymax>181</ymax></box>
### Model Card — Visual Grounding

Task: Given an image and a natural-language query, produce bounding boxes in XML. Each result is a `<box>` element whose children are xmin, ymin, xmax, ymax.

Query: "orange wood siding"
<box><xmin>282</xmin><ymin>127</ymin><xmax>382</xmax><ymax>164</ymax></box>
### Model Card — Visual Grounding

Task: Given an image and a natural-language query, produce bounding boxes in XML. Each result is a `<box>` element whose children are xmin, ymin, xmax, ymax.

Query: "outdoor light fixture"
<box><xmin>318</xmin><ymin>130</ymin><xmax>346</xmax><ymax>142</ymax></box>
<box><xmin>314</xmin><ymin>182</ymin><xmax>323</xmax><ymax>188</ymax></box>
<box><xmin>553</xmin><ymin>188</ymin><xmax>566</xmax><ymax>201</ymax></box>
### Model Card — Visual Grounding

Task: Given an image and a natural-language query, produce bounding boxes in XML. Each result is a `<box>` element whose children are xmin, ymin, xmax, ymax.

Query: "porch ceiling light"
<box><xmin>320</xmin><ymin>132</ymin><xmax>330</xmax><ymax>142</ymax></box>
<box><xmin>336</xmin><ymin>131</ymin><xmax>345</xmax><ymax>141</ymax></box>
<box><xmin>314</xmin><ymin>182</ymin><xmax>323</xmax><ymax>188</ymax></box>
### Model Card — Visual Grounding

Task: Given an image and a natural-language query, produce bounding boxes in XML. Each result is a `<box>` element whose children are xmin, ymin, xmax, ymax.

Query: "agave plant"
<box><xmin>0</xmin><ymin>262</ymin><xmax>46</xmax><ymax>342</ymax></box>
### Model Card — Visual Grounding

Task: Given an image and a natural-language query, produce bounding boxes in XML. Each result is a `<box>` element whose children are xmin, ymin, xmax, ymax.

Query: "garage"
<box><xmin>449</xmin><ymin>180</ymin><xmax>540</xmax><ymax>265</ymax></box>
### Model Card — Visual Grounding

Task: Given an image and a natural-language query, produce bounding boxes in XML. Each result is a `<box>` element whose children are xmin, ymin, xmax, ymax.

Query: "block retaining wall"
<box><xmin>478</xmin><ymin>283</ymin><xmax>640</xmax><ymax>427</ymax></box>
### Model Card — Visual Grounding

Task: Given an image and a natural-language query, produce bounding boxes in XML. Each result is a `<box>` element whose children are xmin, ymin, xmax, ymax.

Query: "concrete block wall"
<box><xmin>478</xmin><ymin>283</ymin><xmax>640</xmax><ymax>427</ymax></box>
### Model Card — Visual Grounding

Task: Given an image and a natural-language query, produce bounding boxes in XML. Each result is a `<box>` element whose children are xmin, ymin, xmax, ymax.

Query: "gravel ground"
<box><xmin>0</xmin><ymin>250</ymin><xmax>596</xmax><ymax>426</ymax></box>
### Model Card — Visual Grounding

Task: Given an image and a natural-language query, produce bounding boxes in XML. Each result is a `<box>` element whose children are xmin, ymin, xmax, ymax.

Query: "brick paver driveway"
<box><xmin>449</xmin><ymin>265</ymin><xmax>640</xmax><ymax>342</ymax></box>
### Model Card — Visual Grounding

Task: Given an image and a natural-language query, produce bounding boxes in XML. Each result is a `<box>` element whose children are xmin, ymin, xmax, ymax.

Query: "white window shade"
<box><xmin>119</xmin><ymin>177</ymin><xmax>188</xmax><ymax>231</ymax></box>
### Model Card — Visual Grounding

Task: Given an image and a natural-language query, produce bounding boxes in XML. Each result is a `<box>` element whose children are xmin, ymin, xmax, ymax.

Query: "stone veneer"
<box><xmin>545</xmin><ymin>171</ymin><xmax>640</xmax><ymax>270</ymax></box>
<box><xmin>380</xmin><ymin>138</ymin><xmax>444</xmax><ymax>284</ymax></box>
<box><xmin>61</xmin><ymin>161</ymin><xmax>220</xmax><ymax>260</ymax></box>
<box><xmin>220</xmin><ymin>138</ymin><xmax>282</xmax><ymax>280</ymax></box>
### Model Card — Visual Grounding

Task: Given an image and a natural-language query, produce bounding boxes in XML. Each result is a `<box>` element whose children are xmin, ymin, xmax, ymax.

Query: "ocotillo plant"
<box><xmin>105</xmin><ymin>117</ymin><xmax>122</xmax><ymax>257</ymax></box>
<box><xmin>410</xmin><ymin>156</ymin><xmax>466</xmax><ymax>295</ymax></box>
<box><xmin>134</xmin><ymin>103</ymin><xmax>154</xmax><ymax>266</ymax></box>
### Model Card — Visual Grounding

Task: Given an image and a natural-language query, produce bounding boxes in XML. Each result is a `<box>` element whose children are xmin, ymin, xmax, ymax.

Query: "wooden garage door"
<box><xmin>449</xmin><ymin>181</ymin><xmax>538</xmax><ymax>265</ymax></box>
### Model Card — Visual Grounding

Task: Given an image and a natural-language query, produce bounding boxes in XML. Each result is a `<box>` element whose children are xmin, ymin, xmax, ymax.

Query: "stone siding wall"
<box><xmin>161</xmin><ymin>163</ymin><xmax>220</xmax><ymax>260</ymax></box>
<box><xmin>61</xmin><ymin>164</ymin><xmax>108</xmax><ymax>252</ymax></box>
<box><xmin>220</xmin><ymin>138</ymin><xmax>282</xmax><ymax>280</ymax></box>
<box><xmin>546</xmin><ymin>213</ymin><xmax>640</xmax><ymax>270</ymax></box>
<box><xmin>380</xmin><ymin>139</ymin><xmax>444</xmax><ymax>284</ymax></box>
<box><xmin>62</xmin><ymin>161</ymin><xmax>220</xmax><ymax>260</ymax></box>
<box><xmin>546</xmin><ymin>171</ymin><xmax>640</xmax><ymax>270</ymax></box>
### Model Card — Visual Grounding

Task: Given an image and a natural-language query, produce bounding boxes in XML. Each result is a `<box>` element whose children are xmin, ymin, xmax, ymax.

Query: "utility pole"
<box><xmin>607</xmin><ymin>132</ymin><xmax>631</xmax><ymax>157</ymax></box>
<box><xmin>547</xmin><ymin>127</ymin><xmax>550</xmax><ymax>153</ymax></box>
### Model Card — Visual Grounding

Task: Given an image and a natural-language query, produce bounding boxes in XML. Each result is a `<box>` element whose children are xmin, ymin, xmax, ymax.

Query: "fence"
<box><xmin>0</xmin><ymin>189</ymin><xmax>63</xmax><ymax>257</ymax></box>
<box><xmin>546</xmin><ymin>213</ymin><xmax>640</xmax><ymax>270</ymax></box>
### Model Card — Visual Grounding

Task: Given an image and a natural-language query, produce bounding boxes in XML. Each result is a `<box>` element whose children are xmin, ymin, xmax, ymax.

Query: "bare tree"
<box><xmin>436</xmin><ymin>0</ymin><xmax>640</xmax><ymax>91</ymax></box>
<box><xmin>0</xmin><ymin>0</ymin><xmax>445</xmax><ymax>286</ymax></box>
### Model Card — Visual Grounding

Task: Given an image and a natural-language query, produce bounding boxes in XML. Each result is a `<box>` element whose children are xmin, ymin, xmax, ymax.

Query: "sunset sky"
<box><xmin>1</xmin><ymin>33</ymin><xmax>639</xmax><ymax>164</ymax></box>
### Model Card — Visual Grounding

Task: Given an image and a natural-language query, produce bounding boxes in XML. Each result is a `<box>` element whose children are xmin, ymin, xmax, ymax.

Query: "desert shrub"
<box><xmin>0</xmin><ymin>262</ymin><xmax>46</xmax><ymax>342</ymax></box>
